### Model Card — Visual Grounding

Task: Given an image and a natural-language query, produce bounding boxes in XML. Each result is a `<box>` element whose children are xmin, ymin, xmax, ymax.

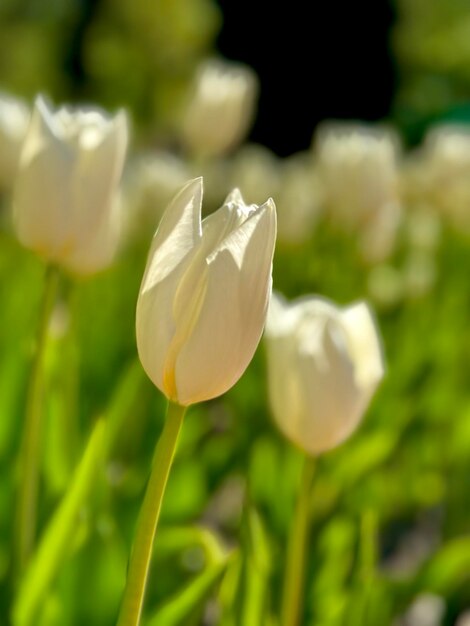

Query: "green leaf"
<box><xmin>12</xmin><ymin>419</ymin><xmax>107</xmax><ymax>626</ymax></box>
<box><xmin>146</xmin><ymin>559</ymin><xmax>228</xmax><ymax>626</ymax></box>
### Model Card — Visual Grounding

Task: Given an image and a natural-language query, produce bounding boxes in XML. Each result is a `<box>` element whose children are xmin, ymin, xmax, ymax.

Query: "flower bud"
<box><xmin>181</xmin><ymin>59</ymin><xmax>258</xmax><ymax>158</ymax></box>
<box><xmin>136</xmin><ymin>177</ymin><xmax>277</xmax><ymax>406</ymax></box>
<box><xmin>13</xmin><ymin>96</ymin><xmax>128</xmax><ymax>275</ymax></box>
<box><xmin>0</xmin><ymin>92</ymin><xmax>30</xmax><ymax>190</ymax></box>
<box><xmin>264</xmin><ymin>293</ymin><xmax>384</xmax><ymax>455</ymax></box>
<box><xmin>414</xmin><ymin>125</ymin><xmax>470</xmax><ymax>231</ymax></box>
<box><xmin>315</xmin><ymin>124</ymin><xmax>400</xmax><ymax>219</ymax></box>
<box><xmin>314</xmin><ymin>124</ymin><xmax>402</xmax><ymax>262</ymax></box>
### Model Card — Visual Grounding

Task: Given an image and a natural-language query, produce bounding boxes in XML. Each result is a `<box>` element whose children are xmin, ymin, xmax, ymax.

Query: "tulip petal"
<box><xmin>65</xmin><ymin>110</ymin><xmax>128</xmax><ymax>268</ymax></box>
<box><xmin>341</xmin><ymin>303</ymin><xmax>385</xmax><ymax>389</ymax></box>
<box><xmin>200</xmin><ymin>188</ymin><xmax>255</xmax><ymax>254</ymax></box>
<box><xmin>136</xmin><ymin>255</ymin><xmax>195</xmax><ymax>396</ymax></box>
<box><xmin>140</xmin><ymin>178</ymin><xmax>203</xmax><ymax>294</ymax></box>
<box><xmin>136</xmin><ymin>179</ymin><xmax>204</xmax><ymax>396</ymax></box>
<box><xmin>14</xmin><ymin>97</ymin><xmax>74</xmax><ymax>258</ymax></box>
<box><xmin>174</xmin><ymin>199</ymin><xmax>276</xmax><ymax>405</ymax></box>
<box><xmin>64</xmin><ymin>196</ymin><xmax>121</xmax><ymax>275</ymax></box>
<box><xmin>295</xmin><ymin>322</ymin><xmax>363</xmax><ymax>453</ymax></box>
<box><xmin>265</xmin><ymin>294</ymin><xmax>384</xmax><ymax>455</ymax></box>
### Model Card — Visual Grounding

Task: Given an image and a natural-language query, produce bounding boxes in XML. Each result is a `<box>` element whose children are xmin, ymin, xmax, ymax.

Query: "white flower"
<box><xmin>136</xmin><ymin>177</ymin><xmax>277</xmax><ymax>405</ymax></box>
<box><xmin>414</xmin><ymin>125</ymin><xmax>470</xmax><ymax>231</ymax></box>
<box><xmin>124</xmin><ymin>151</ymin><xmax>191</xmax><ymax>240</ymax></box>
<box><xmin>181</xmin><ymin>59</ymin><xmax>258</xmax><ymax>158</ymax></box>
<box><xmin>315</xmin><ymin>124</ymin><xmax>400</xmax><ymax>222</ymax></box>
<box><xmin>0</xmin><ymin>92</ymin><xmax>30</xmax><ymax>189</ymax></box>
<box><xmin>265</xmin><ymin>293</ymin><xmax>384</xmax><ymax>455</ymax></box>
<box><xmin>275</xmin><ymin>153</ymin><xmax>323</xmax><ymax>244</ymax></box>
<box><xmin>13</xmin><ymin>96</ymin><xmax>128</xmax><ymax>275</ymax></box>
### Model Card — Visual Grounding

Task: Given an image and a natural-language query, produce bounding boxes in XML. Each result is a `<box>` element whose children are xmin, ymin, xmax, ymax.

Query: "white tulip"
<box><xmin>265</xmin><ymin>293</ymin><xmax>384</xmax><ymax>455</ymax></box>
<box><xmin>13</xmin><ymin>96</ymin><xmax>128</xmax><ymax>275</ymax></box>
<box><xmin>456</xmin><ymin>611</ymin><xmax>470</xmax><ymax>626</ymax></box>
<box><xmin>413</xmin><ymin>125</ymin><xmax>470</xmax><ymax>231</ymax></box>
<box><xmin>0</xmin><ymin>91</ymin><xmax>30</xmax><ymax>189</ymax></box>
<box><xmin>181</xmin><ymin>59</ymin><xmax>258</xmax><ymax>158</ymax></box>
<box><xmin>136</xmin><ymin>178</ymin><xmax>276</xmax><ymax>406</ymax></box>
<box><xmin>314</xmin><ymin>124</ymin><xmax>401</xmax><ymax>241</ymax></box>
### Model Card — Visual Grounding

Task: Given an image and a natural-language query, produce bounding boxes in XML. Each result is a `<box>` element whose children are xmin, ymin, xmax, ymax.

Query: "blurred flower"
<box><xmin>395</xmin><ymin>593</ymin><xmax>445</xmax><ymax>626</ymax></box>
<box><xmin>181</xmin><ymin>59</ymin><xmax>258</xmax><ymax>158</ymax></box>
<box><xmin>136</xmin><ymin>177</ymin><xmax>276</xmax><ymax>406</ymax></box>
<box><xmin>0</xmin><ymin>92</ymin><xmax>30</xmax><ymax>190</ymax></box>
<box><xmin>124</xmin><ymin>150</ymin><xmax>191</xmax><ymax>240</ymax></box>
<box><xmin>456</xmin><ymin>611</ymin><xmax>470</xmax><ymax>626</ymax></box>
<box><xmin>230</xmin><ymin>143</ymin><xmax>282</xmax><ymax>207</ymax></box>
<box><xmin>403</xmin><ymin>251</ymin><xmax>437</xmax><ymax>298</ymax></box>
<box><xmin>264</xmin><ymin>293</ymin><xmax>384</xmax><ymax>455</ymax></box>
<box><xmin>13</xmin><ymin>96</ymin><xmax>128</xmax><ymax>275</ymax></box>
<box><xmin>410</xmin><ymin>125</ymin><xmax>470</xmax><ymax>231</ymax></box>
<box><xmin>314</xmin><ymin>123</ymin><xmax>402</xmax><ymax>261</ymax></box>
<box><xmin>405</xmin><ymin>206</ymin><xmax>442</xmax><ymax>252</ymax></box>
<box><xmin>367</xmin><ymin>264</ymin><xmax>404</xmax><ymax>309</ymax></box>
<box><xmin>275</xmin><ymin>152</ymin><xmax>323</xmax><ymax>245</ymax></box>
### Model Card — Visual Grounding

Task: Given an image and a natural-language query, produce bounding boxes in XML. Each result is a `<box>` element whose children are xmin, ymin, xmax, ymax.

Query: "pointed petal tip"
<box><xmin>33</xmin><ymin>94</ymin><xmax>52</xmax><ymax>119</ymax></box>
<box><xmin>224</xmin><ymin>187</ymin><xmax>245</xmax><ymax>206</ymax></box>
<box><xmin>183</xmin><ymin>176</ymin><xmax>204</xmax><ymax>197</ymax></box>
<box><xmin>263</xmin><ymin>197</ymin><xmax>276</xmax><ymax>213</ymax></box>
<box><xmin>34</xmin><ymin>93</ymin><xmax>49</xmax><ymax>108</ymax></box>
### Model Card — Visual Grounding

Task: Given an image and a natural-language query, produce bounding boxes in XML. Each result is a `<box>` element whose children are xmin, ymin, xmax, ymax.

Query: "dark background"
<box><xmin>215</xmin><ymin>1</ymin><xmax>396</xmax><ymax>156</ymax></box>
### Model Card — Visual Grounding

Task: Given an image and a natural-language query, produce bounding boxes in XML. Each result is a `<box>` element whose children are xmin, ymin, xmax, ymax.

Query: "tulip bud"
<box><xmin>414</xmin><ymin>125</ymin><xmax>470</xmax><ymax>231</ymax></box>
<box><xmin>264</xmin><ymin>293</ymin><xmax>384</xmax><ymax>455</ymax></box>
<box><xmin>314</xmin><ymin>124</ymin><xmax>401</xmax><ymax>223</ymax></box>
<box><xmin>13</xmin><ymin>96</ymin><xmax>128</xmax><ymax>275</ymax></box>
<box><xmin>136</xmin><ymin>177</ymin><xmax>277</xmax><ymax>406</ymax></box>
<box><xmin>0</xmin><ymin>92</ymin><xmax>30</xmax><ymax>190</ymax></box>
<box><xmin>181</xmin><ymin>59</ymin><xmax>258</xmax><ymax>158</ymax></box>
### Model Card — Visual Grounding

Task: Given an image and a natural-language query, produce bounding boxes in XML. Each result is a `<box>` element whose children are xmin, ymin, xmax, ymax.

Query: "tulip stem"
<box><xmin>117</xmin><ymin>400</ymin><xmax>187</xmax><ymax>626</ymax></box>
<box><xmin>280</xmin><ymin>454</ymin><xmax>316</xmax><ymax>626</ymax></box>
<box><xmin>15</xmin><ymin>263</ymin><xmax>60</xmax><ymax>578</ymax></box>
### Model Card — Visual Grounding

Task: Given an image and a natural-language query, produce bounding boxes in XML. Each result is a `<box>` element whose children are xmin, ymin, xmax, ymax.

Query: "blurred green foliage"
<box><xmin>393</xmin><ymin>0</ymin><xmax>470</xmax><ymax>142</ymax></box>
<box><xmin>0</xmin><ymin>0</ymin><xmax>221</xmax><ymax>137</ymax></box>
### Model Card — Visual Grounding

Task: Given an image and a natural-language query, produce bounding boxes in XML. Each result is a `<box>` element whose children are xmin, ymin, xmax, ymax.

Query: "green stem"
<box><xmin>15</xmin><ymin>264</ymin><xmax>59</xmax><ymax>577</ymax></box>
<box><xmin>280</xmin><ymin>454</ymin><xmax>316</xmax><ymax>626</ymax></box>
<box><xmin>117</xmin><ymin>400</ymin><xmax>187</xmax><ymax>626</ymax></box>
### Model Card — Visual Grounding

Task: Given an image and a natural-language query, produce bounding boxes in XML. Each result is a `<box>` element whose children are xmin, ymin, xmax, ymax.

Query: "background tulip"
<box><xmin>265</xmin><ymin>292</ymin><xmax>384</xmax><ymax>455</ymax></box>
<box><xmin>136</xmin><ymin>177</ymin><xmax>276</xmax><ymax>406</ymax></box>
<box><xmin>13</xmin><ymin>96</ymin><xmax>128</xmax><ymax>275</ymax></box>
<box><xmin>180</xmin><ymin>59</ymin><xmax>258</xmax><ymax>158</ymax></box>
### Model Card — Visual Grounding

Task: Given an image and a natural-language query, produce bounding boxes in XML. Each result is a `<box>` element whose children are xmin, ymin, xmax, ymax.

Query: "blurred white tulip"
<box><xmin>412</xmin><ymin>125</ymin><xmax>470</xmax><ymax>231</ymax></box>
<box><xmin>230</xmin><ymin>144</ymin><xmax>281</xmax><ymax>208</ymax></box>
<box><xmin>275</xmin><ymin>153</ymin><xmax>323</xmax><ymax>244</ymax></box>
<box><xmin>181</xmin><ymin>59</ymin><xmax>258</xmax><ymax>158</ymax></box>
<box><xmin>265</xmin><ymin>292</ymin><xmax>384</xmax><ymax>455</ymax></box>
<box><xmin>136</xmin><ymin>177</ymin><xmax>276</xmax><ymax>406</ymax></box>
<box><xmin>13</xmin><ymin>96</ymin><xmax>128</xmax><ymax>275</ymax></box>
<box><xmin>0</xmin><ymin>92</ymin><xmax>30</xmax><ymax>190</ymax></box>
<box><xmin>367</xmin><ymin>264</ymin><xmax>404</xmax><ymax>309</ymax></box>
<box><xmin>396</xmin><ymin>593</ymin><xmax>445</xmax><ymax>626</ymax></box>
<box><xmin>124</xmin><ymin>151</ymin><xmax>191</xmax><ymax>239</ymax></box>
<box><xmin>403</xmin><ymin>251</ymin><xmax>437</xmax><ymax>298</ymax></box>
<box><xmin>314</xmin><ymin>123</ymin><xmax>402</xmax><ymax>261</ymax></box>
<box><xmin>456</xmin><ymin>611</ymin><xmax>470</xmax><ymax>626</ymax></box>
